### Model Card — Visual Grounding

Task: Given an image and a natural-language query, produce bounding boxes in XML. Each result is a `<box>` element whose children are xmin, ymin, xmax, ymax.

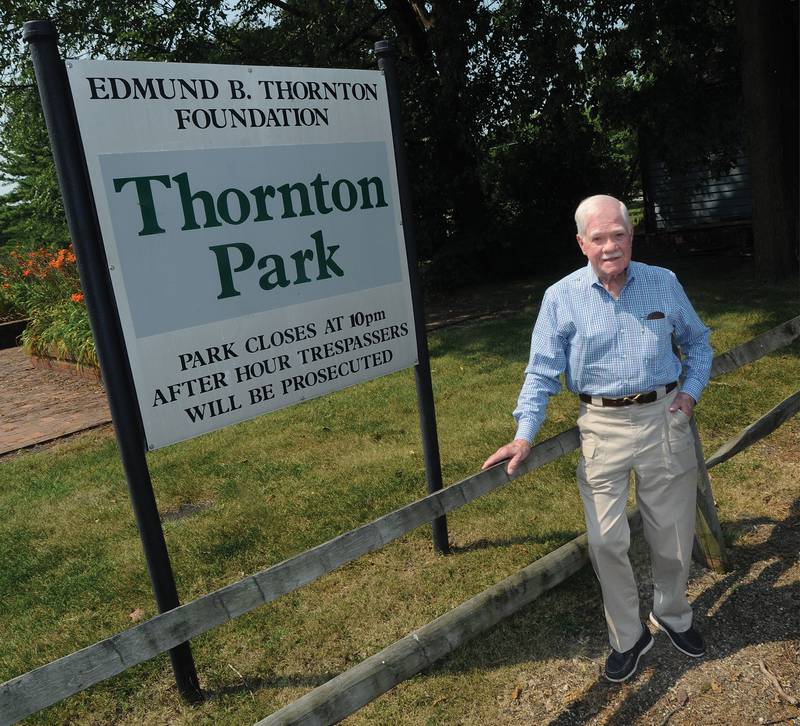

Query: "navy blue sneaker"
<box><xmin>604</xmin><ymin>626</ymin><xmax>654</xmax><ymax>682</ymax></box>
<box><xmin>649</xmin><ymin>612</ymin><xmax>706</xmax><ymax>657</ymax></box>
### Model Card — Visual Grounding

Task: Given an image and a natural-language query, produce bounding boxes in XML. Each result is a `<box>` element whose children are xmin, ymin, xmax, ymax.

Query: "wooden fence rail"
<box><xmin>1</xmin><ymin>313</ymin><xmax>798</xmax><ymax>725</ymax></box>
<box><xmin>705</xmin><ymin>390</ymin><xmax>800</xmax><ymax>470</ymax></box>
<box><xmin>708</xmin><ymin>315</ymin><xmax>800</xmax><ymax>378</ymax></box>
<box><xmin>690</xmin><ymin>417</ymin><xmax>730</xmax><ymax>572</ymax></box>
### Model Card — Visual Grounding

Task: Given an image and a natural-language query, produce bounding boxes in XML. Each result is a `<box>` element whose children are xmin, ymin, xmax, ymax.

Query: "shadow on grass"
<box><xmin>429</xmin><ymin>312</ymin><xmax>534</xmax><ymax>364</ymax></box>
<box><xmin>449</xmin><ymin>529</ymin><xmax>583</xmax><ymax>554</ymax></box>
<box><xmin>635</xmin><ymin>255</ymin><xmax>799</xmax><ymax>345</ymax></box>
<box><xmin>201</xmin><ymin>670</ymin><xmax>341</xmax><ymax>702</ymax></box>
<box><xmin>545</xmin><ymin>495</ymin><xmax>800</xmax><ymax>725</ymax></box>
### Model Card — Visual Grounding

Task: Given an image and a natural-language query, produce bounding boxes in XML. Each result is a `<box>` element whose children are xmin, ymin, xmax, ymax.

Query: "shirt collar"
<box><xmin>584</xmin><ymin>261</ymin><xmax>638</xmax><ymax>291</ymax></box>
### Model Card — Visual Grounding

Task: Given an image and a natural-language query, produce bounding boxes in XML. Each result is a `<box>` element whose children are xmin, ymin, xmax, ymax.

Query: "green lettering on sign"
<box><xmin>113</xmin><ymin>175</ymin><xmax>172</xmax><ymax>236</ymax></box>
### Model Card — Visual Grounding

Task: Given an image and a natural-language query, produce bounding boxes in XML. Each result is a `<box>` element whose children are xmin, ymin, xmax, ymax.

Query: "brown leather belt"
<box><xmin>579</xmin><ymin>381</ymin><xmax>678</xmax><ymax>407</ymax></box>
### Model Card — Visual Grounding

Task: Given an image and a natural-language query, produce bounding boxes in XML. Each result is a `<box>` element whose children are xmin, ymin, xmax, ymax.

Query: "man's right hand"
<box><xmin>481</xmin><ymin>439</ymin><xmax>531</xmax><ymax>476</ymax></box>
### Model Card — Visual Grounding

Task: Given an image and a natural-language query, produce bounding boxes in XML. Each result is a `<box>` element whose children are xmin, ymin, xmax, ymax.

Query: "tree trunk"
<box><xmin>736</xmin><ymin>0</ymin><xmax>799</xmax><ymax>281</ymax></box>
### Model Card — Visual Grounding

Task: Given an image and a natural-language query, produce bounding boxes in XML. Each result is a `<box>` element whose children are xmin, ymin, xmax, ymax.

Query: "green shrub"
<box><xmin>0</xmin><ymin>283</ymin><xmax>23</xmax><ymax>322</ymax></box>
<box><xmin>20</xmin><ymin>299</ymin><xmax>97</xmax><ymax>367</ymax></box>
<box><xmin>0</xmin><ymin>245</ymin><xmax>96</xmax><ymax>366</ymax></box>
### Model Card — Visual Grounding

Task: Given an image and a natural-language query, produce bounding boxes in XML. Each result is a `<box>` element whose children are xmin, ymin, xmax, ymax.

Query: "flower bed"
<box><xmin>0</xmin><ymin>246</ymin><xmax>97</xmax><ymax>368</ymax></box>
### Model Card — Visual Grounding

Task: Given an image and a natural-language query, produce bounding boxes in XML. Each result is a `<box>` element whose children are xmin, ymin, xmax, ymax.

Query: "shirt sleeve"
<box><xmin>670</xmin><ymin>273</ymin><xmax>713</xmax><ymax>402</ymax></box>
<box><xmin>513</xmin><ymin>289</ymin><xmax>568</xmax><ymax>442</ymax></box>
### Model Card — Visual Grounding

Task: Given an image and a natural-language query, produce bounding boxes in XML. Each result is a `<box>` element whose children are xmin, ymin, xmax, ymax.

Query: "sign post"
<box><xmin>375</xmin><ymin>40</ymin><xmax>450</xmax><ymax>554</ymax></box>
<box><xmin>23</xmin><ymin>20</ymin><xmax>201</xmax><ymax>701</ymax></box>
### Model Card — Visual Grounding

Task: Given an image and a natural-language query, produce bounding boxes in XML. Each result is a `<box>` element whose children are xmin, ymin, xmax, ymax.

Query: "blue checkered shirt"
<box><xmin>513</xmin><ymin>261</ymin><xmax>712</xmax><ymax>443</ymax></box>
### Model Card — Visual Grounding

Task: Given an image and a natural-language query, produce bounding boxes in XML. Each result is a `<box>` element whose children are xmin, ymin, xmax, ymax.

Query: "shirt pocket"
<box><xmin>640</xmin><ymin>316</ymin><xmax>673</xmax><ymax>362</ymax></box>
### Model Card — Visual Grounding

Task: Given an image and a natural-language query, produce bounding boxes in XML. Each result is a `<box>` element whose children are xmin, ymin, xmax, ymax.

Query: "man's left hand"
<box><xmin>669</xmin><ymin>392</ymin><xmax>696</xmax><ymax>418</ymax></box>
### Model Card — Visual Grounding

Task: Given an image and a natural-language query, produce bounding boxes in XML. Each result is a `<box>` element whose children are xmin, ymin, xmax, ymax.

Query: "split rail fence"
<box><xmin>1</xmin><ymin>314</ymin><xmax>799</xmax><ymax>726</ymax></box>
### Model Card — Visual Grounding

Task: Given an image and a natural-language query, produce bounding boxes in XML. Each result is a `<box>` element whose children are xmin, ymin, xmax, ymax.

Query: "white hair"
<box><xmin>574</xmin><ymin>195</ymin><xmax>632</xmax><ymax>237</ymax></box>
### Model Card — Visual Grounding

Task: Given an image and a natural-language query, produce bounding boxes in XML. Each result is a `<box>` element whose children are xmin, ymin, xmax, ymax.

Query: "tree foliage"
<box><xmin>2</xmin><ymin>1</ymin><xmax>791</xmax><ymax>284</ymax></box>
<box><xmin>0</xmin><ymin>73</ymin><xmax>67</xmax><ymax>249</ymax></box>
<box><xmin>581</xmin><ymin>0</ymin><xmax>743</xmax><ymax>175</ymax></box>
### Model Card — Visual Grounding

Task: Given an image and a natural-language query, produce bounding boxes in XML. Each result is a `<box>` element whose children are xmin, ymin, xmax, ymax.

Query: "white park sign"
<box><xmin>66</xmin><ymin>60</ymin><xmax>418</xmax><ymax>449</ymax></box>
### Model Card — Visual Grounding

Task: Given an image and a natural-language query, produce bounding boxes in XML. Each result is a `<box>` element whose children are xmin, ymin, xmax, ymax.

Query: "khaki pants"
<box><xmin>577</xmin><ymin>389</ymin><xmax>698</xmax><ymax>652</ymax></box>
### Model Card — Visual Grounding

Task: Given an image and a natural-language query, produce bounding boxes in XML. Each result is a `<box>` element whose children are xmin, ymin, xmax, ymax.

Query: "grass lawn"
<box><xmin>1</xmin><ymin>255</ymin><xmax>798</xmax><ymax>725</ymax></box>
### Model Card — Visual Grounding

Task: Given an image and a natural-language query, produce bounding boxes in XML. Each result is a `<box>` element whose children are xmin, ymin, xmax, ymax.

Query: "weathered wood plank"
<box><xmin>689</xmin><ymin>417</ymin><xmax>730</xmax><ymax>573</ymax></box>
<box><xmin>709</xmin><ymin>314</ymin><xmax>800</xmax><ymax>378</ymax></box>
<box><xmin>692</xmin><ymin>508</ymin><xmax>721</xmax><ymax>570</ymax></box>
<box><xmin>705</xmin><ymin>389</ymin><xmax>800</xmax><ymax>470</ymax></box>
<box><xmin>0</xmin><ymin>640</ymin><xmax>125</xmax><ymax>726</ymax></box>
<box><xmin>0</xmin><ymin>428</ymin><xmax>578</xmax><ymax>725</ymax></box>
<box><xmin>256</xmin><ymin>511</ymin><xmax>643</xmax><ymax>726</ymax></box>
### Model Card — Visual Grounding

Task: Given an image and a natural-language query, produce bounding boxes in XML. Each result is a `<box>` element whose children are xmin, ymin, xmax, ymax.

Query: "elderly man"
<box><xmin>483</xmin><ymin>194</ymin><xmax>712</xmax><ymax>682</ymax></box>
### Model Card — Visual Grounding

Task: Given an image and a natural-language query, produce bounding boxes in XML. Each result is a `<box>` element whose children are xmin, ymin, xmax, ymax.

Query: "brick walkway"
<box><xmin>0</xmin><ymin>347</ymin><xmax>111</xmax><ymax>456</ymax></box>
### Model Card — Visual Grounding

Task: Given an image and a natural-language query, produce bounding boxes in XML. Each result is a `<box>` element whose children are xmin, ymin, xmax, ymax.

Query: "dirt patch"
<box><xmin>160</xmin><ymin>500</ymin><xmax>215</xmax><ymax>522</ymax></box>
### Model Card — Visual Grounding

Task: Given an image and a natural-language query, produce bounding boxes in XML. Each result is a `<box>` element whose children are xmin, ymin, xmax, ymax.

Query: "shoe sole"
<box><xmin>604</xmin><ymin>636</ymin><xmax>654</xmax><ymax>682</ymax></box>
<box><xmin>649</xmin><ymin>613</ymin><xmax>705</xmax><ymax>658</ymax></box>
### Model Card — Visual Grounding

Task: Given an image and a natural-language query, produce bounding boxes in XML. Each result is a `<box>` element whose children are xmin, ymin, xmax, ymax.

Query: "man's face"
<box><xmin>576</xmin><ymin>201</ymin><xmax>633</xmax><ymax>282</ymax></box>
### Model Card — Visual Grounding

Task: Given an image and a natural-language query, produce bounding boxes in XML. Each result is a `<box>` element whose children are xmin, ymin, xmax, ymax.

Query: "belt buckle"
<box><xmin>622</xmin><ymin>392</ymin><xmax>645</xmax><ymax>404</ymax></box>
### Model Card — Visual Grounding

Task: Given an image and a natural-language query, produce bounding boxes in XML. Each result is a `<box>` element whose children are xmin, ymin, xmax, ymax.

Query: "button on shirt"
<box><xmin>513</xmin><ymin>261</ymin><xmax>712</xmax><ymax>443</ymax></box>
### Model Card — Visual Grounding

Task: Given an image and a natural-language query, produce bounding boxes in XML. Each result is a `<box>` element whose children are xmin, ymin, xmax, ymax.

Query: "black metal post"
<box><xmin>375</xmin><ymin>39</ymin><xmax>450</xmax><ymax>554</ymax></box>
<box><xmin>23</xmin><ymin>20</ymin><xmax>202</xmax><ymax>701</ymax></box>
